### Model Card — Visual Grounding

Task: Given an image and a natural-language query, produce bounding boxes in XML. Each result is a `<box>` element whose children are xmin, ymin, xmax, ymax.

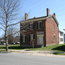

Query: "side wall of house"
<box><xmin>20</xmin><ymin>20</ymin><xmax>45</xmax><ymax>47</ymax></box>
<box><xmin>46</xmin><ymin>17</ymin><xmax>59</xmax><ymax>45</ymax></box>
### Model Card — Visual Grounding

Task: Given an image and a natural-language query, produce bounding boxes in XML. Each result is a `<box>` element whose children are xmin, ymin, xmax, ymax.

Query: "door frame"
<box><xmin>36</xmin><ymin>31</ymin><xmax>44</xmax><ymax>45</ymax></box>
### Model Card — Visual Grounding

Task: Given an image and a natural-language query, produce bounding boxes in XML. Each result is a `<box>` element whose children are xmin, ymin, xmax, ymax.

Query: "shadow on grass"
<box><xmin>53</xmin><ymin>52</ymin><xmax>65</xmax><ymax>55</ymax></box>
<box><xmin>52</xmin><ymin>45</ymin><xmax>65</xmax><ymax>52</ymax></box>
<box><xmin>0</xmin><ymin>47</ymin><xmax>6</xmax><ymax>49</ymax></box>
<box><xmin>8</xmin><ymin>46</ymin><xmax>32</xmax><ymax>50</ymax></box>
<box><xmin>0</xmin><ymin>45</ymin><xmax>32</xmax><ymax>50</ymax></box>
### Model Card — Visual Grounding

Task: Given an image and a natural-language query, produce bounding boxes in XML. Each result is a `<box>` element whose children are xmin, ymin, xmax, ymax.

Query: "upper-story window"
<box><xmin>60</xmin><ymin>32</ymin><xmax>63</xmax><ymax>36</ymax></box>
<box><xmin>37</xmin><ymin>21</ymin><xmax>42</xmax><ymax>29</ymax></box>
<box><xmin>29</xmin><ymin>22</ymin><xmax>34</xmax><ymax>30</ymax></box>
<box><xmin>53</xmin><ymin>25</ymin><xmax>55</xmax><ymax>31</ymax></box>
<box><xmin>22</xmin><ymin>23</ymin><xmax>26</xmax><ymax>30</ymax></box>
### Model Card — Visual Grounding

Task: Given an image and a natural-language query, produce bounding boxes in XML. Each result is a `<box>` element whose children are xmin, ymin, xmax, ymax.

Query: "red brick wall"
<box><xmin>20</xmin><ymin>17</ymin><xmax>59</xmax><ymax>47</ymax></box>
<box><xmin>20</xmin><ymin>20</ymin><xmax>45</xmax><ymax>46</ymax></box>
<box><xmin>45</xmin><ymin>17</ymin><xmax>59</xmax><ymax>45</ymax></box>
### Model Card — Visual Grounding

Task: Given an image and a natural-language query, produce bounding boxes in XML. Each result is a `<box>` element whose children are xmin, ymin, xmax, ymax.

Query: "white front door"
<box><xmin>37</xmin><ymin>35</ymin><xmax>43</xmax><ymax>45</ymax></box>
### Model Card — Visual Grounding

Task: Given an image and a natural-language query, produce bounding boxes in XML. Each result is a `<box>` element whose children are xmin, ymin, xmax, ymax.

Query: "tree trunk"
<box><xmin>5</xmin><ymin>30</ymin><xmax>8</xmax><ymax>51</ymax></box>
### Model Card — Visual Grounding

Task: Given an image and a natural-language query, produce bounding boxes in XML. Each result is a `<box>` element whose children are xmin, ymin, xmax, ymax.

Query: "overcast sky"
<box><xmin>0</xmin><ymin>0</ymin><xmax>65</xmax><ymax>37</ymax></box>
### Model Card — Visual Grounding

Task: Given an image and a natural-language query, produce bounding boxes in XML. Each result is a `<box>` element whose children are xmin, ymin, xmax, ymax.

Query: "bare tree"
<box><xmin>0</xmin><ymin>0</ymin><xmax>23</xmax><ymax>51</ymax></box>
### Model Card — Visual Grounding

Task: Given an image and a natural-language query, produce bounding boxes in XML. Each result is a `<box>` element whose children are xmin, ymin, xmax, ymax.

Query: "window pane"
<box><xmin>23</xmin><ymin>35</ymin><xmax>26</xmax><ymax>42</ymax></box>
<box><xmin>60</xmin><ymin>32</ymin><xmax>63</xmax><ymax>36</ymax></box>
<box><xmin>40</xmin><ymin>22</ymin><xmax>42</xmax><ymax>28</ymax></box>
<box><xmin>37</xmin><ymin>22</ymin><xmax>38</xmax><ymax>29</ymax></box>
<box><xmin>29</xmin><ymin>23</ymin><xmax>33</xmax><ymax>30</ymax></box>
<box><xmin>23</xmin><ymin>24</ymin><xmax>26</xmax><ymax>30</ymax></box>
<box><xmin>60</xmin><ymin>38</ymin><xmax>63</xmax><ymax>41</ymax></box>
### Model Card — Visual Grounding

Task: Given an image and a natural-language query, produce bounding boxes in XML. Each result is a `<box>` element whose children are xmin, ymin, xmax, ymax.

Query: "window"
<box><xmin>22</xmin><ymin>23</ymin><xmax>26</xmax><ymax>30</ymax></box>
<box><xmin>54</xmin><ymin>35</ymin><xmax>55</xmax><ymax>42</ymax></box>
<box><xmin>60</xmin><ymin>32</ymin><xmax>63</xmax><ymax>36</ymax></box>
<box><xmin>22</xmin><ymin>35</ymin><xmax>26</xmax><ymax>43</ymax></box>
<box><xmin>53</xmin><ymin>25</ymin><xmax>55</xmax><ymax>31</ymax></box>
<box><xmin>37</xmin><ymin>21</ymin><xmax>42</xmax><ymax>29</ymax></box>
<box><xmin>29</xmin><ymin>34</ymin><xmax>35</xmax><ymax>42</ymax></box>
<box><xmin>60</xmin><ymin>38</ymin><xmax>63</xmax><ymax>41</ymax></box>
<box><xmin>29</xmin><ymin>22</ymin><xmax>34</xmax><ymax>30</ymax></box>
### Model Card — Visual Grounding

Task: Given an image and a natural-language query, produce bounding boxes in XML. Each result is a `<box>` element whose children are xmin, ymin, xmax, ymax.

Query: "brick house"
<box><xmin>20</xmin><ymin>8</ymin><xmax>59</xmax><ymax>47</ymax></box>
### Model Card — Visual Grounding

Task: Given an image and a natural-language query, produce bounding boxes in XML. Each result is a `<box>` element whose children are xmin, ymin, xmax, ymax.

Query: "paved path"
<box><xmin>0</xmin><ymin>53</ymin><xmax>65</xmax><ymax>65</ymax></box>
<box><xmin>9</xmin><ymin>49</ymin><xmax>65</xmax><ymax>57</ymax></box>
<box><xmin>0</xmin><ymin>49</ymin><xmax>65</xmax><ymax>57</ymax></box>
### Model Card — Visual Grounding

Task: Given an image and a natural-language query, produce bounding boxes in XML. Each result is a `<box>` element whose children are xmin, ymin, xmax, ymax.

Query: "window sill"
<box><xmin>38</xmin><ymin>28</ymin><xmax>42</xmax><ymax>30</ymax></box>
<box><xmin>22</xmin><ymin>30</ymin><xmax>26</xmax><ymax>31</ymax></box>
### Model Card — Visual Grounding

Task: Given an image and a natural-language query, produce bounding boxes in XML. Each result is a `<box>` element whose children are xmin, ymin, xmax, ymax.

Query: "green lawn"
<box><xmin>29</xmin><ymin>44</ymin><xmax>65</xmax><ymax>52</ymax></box>
<box><xmin>53</xmin><ymin>53</ymin><xmax>65</xmax><ymax>55</ymax></box>
<box><xmin>0</xmin><ymin>44</ymin><xmax>65</xmax><ymax>52</ymax></box>
<box><xmin>0</xmin><ymin>45</ymin><xmax>29</xmax><ymax>50</ymax></box>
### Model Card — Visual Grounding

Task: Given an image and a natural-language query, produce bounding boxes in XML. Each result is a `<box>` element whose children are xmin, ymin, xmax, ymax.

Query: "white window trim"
<box><xmin>29</xmin><ymin>22</ymin><xmax>33</xmax><ymax>30</ymax></box>
<box><xmin>38</xmin><ymin>21</ymin><xmax>42</xmax><ymax>29</ymax></box>
<box><xmin>22</xmin><ymin>23</ymin><xmax>26</xmax><ymax>30</ymax></box>
<box><xmin>30</xmin><ymin>34</ymin><xmax>34</xmax><ymax>41</ymax></box>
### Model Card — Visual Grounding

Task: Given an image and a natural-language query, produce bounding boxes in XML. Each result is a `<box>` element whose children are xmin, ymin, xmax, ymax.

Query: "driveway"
<box><xmin>0</xmin><ymin>53</ymin><xmax>65</xmax><ymax>65</ymax></box>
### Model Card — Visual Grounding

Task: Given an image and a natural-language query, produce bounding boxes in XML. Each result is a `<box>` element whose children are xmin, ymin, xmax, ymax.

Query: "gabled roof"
<box><xmin>52</xmin><ymin>15</ymin><xmax>59</xmax><ymax>25</ymax></box>
<box><xmin>20</xmin><ymin>15</ymin><xmax>59</xmax><ymax>25</ymax></box>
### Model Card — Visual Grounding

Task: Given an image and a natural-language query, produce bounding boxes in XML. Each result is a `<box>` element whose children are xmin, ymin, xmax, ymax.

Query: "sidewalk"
<box><xmin>8</xmin><ymin>49</ymin><xmax>65</xmax><ymax>57</ymax></box>
<box><xmin>0</xmin><ymin>49</ymin><xmax>65</xmax><ymax>57</ymax></box>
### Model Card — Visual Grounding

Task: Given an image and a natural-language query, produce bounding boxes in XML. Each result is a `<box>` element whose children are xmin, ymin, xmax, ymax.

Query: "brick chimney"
<box><xmin>53</xmin><ymin>13</ymin><xmax>56</xmax><ymax>17</ymax></box>
<box><xmin>47</xmin><ymin>8</ymin><xmax>50</xmax><ymax>16</ymax></box>
<box><xmin>25</xmin><ymin>13</ymin><xmax>28</xmax><ymax>20</ymax></box>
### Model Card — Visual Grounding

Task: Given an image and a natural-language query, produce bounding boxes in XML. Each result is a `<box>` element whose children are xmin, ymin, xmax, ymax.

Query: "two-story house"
<box><xmin>20</xmin><ymin>8</ymin><xmax>59</xmax><ymax>47</ymax></box>
<box><xmin>59</xmin><ymin>30</ymin><xmax>64</xmax><ymax>44</ymax></box>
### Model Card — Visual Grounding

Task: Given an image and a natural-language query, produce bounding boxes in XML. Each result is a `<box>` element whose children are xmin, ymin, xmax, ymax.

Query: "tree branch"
<box><xmin>0</xmin><ymin>27</ymin><xmax>5</xmax><ymax>31</ymax></box>
<box><xmin>0</xmin><ymin>23</ymin><xmax>5</xmax><ymax>28</ymax></box>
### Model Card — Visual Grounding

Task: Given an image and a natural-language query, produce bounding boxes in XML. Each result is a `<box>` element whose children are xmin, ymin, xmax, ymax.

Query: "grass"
<box><xmin>0</xmin><ymin>45</ymin><xmax>30</xmax><ymax>50</ymax></box>
<box><xmin>53</xmin><ymin>53</ymin><xmax>65</xmax><ymax>55</ymax></box>
<box><xmin>0</xmin><ymin>49</ymin><xmax>9</xmax><ymax>52</ymax></box>
<box><xmin>0</xmin><ymin>50</ymin><xmax>6</xmax><ymax>51</ymax></box>
<box><xmin>29</xmin><ymin>44</ymin><xmax>65</xmax><ymax>52</ymax></box>
<box><xmin>0</xmin><ymin>44</ymin><xmax>65</xmax><ymax>55</ymax></box>
<box><xmin>0</xmin><ymin>44</ymin><xmax>65</xmax><ymax>52</ymax></box>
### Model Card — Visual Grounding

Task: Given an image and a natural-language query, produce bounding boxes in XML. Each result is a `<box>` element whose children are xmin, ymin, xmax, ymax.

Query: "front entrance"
<box><xmin>37</xmin><ymin>31</ymin><xmax>44</xmax><ymax>45</ymax></box>
<box><xmin>37</xmin><ymin>35</ymin><xmax>43</xmax><ymax>45</ymax></box>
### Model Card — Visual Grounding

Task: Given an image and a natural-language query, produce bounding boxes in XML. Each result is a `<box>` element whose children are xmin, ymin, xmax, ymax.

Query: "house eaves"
<box><xmin>52</xmin><ymin>15</ymin><xmax>59</xmax><ymax>25</ymax></box>
<box><xmin>20</xmin><ymin>15</ymin><xmax>59</xmax><ymax>25</ymax></box>
<box><xmin>20</xmin><ymin>17</ymin><xmax>47</xmax><ymax>23</ymax></box>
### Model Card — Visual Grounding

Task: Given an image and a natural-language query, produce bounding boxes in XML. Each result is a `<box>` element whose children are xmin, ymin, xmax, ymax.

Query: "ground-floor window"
<box><xmin>22</xmin><ymin>35</ymin><xmax>26</xmax><ymax>43</ymax></box>
<box><xmin>60</xmin><ymin>38</ymin><xmax>63</xmax><ymax>41</ymax></box>
<box><xmin>29</xmin><ymin>34</ymin><xmax>35</xmax><ymax>42</ymax></box>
